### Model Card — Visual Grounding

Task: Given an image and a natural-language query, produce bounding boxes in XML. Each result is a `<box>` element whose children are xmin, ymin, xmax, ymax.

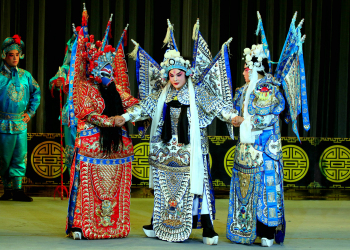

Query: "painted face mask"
<box><xmin>100</xmin><ymin>64</ymin><xmax>113</xmax><ymax>87</ymax></box>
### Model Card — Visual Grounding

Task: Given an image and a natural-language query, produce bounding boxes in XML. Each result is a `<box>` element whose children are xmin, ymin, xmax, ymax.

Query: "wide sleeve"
<box><xmin>195</xmin><ymin>86</ymin><xmax>238</xmax><ymax>124</ymax></box>
<box><xmin>27</xmin><ymin>76</ymin><xmax>41</xmax><ymax>118</ymax></box>
<box><xmin>122</xmin><ymin>90</ymin><xmax>162</xmax><ymax>122</ymax></box>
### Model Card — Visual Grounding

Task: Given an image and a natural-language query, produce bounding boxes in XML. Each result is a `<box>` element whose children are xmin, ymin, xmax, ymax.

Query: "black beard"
<box><xmin>99</xmin><ymin>81</ymin><xmax>126</xmax><ymax>155</ymax></box>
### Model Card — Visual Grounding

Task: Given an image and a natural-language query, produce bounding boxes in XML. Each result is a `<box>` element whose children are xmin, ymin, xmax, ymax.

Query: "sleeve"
<box><xmin>27</xmin><ymin>76</ymin><xmax>41</xmax><ymax>118</ymax></box>
<box><xmin>85</xmin><ymin>112</ymin><xmax>115</xmax><ymax>127</ymax></box>
<box><xmin>115</xmin><ymin>83</ymin><xmax>139</xmax><ymax>111</ymax></box>
<box><xmin>251</xmin><ymin>88</ymin><xmax>285</xmax><ymax>130</ymax></box>
<box><xmin>196</xmin><ymin>87</ymin><xmax>238</xmax><ymax>123</ymax></box>
<box><xmin>122</xmin><ymin>104</ymin><xmax>150</xmax><ymax>122</ymax></box>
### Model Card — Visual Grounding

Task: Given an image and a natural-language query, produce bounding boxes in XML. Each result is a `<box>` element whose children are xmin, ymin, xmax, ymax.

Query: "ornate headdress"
<box><xmin>1</xmin><ymin>35</ymin><xmax>25</xmax><ymax>59</ymax></box>
<box><xmin>160</xmin><ymin>50</ymin><xmax>192</xmax><ymax>79</ymax></box>
<box><xmin>242</xmin><ymin>44</ymin><xmax>268</xmax><ymax>78</ymax></box>
<box><xmin>80</xmin><ymin>14</ymin><xmax>117</xmax><ymax>85</ymax></box>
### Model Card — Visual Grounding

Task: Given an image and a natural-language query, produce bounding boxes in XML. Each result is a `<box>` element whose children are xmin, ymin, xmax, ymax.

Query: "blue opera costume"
<box><xmin>226</xmin><ymin>12</ymin><xmax>310</xmax><ymax>245</ymax></box>
<box><xmin>0</xmin><ymin>36</ymin><xmax>41</xmax><ymax>191</ymax></box>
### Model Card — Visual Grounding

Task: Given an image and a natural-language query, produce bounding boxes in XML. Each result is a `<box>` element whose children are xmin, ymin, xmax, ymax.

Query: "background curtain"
<box><xmin>1</xmin><ymin>0</ymin><xmax>349</xmax><ymax>137</ymax></box>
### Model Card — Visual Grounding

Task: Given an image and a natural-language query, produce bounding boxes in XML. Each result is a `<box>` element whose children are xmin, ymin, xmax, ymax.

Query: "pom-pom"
<box><xmin>160</xmin><ymin>62</ymin><xmax>164</xmax><ymax>67</ymax></box>
<box><xmin>90</xmin><ymin>35</ymin><xmax>94</xmax><ymax>43</ymax></box>
<box><xmin>164</xmin><ymin>50</ymin><xmax>181</xmax><ymax>59</ymax></box>
<box><xmin>95</xmin><ymin>41</ymin><xmax>102</xmax><ymax>48</ymax></box>
<box><xmin>185</xmin><ymin>60</ymin><xmax>190</xmax><ymax>65</ymax></box>
<box><xmin>248</xmin><ymin>61</ymin><xmax>253</xmax><ymax>66</ymax></box>
<box><xmin>12</xmin><ymin>35</ymin><xmax>21</xmax><ymax>45</ymax></box>
<box><xmin>251</xmin><ymin>45</ymin><xmax>256</xmax><ymax>50</ymax></box>
<box><xmin>83</xmin><ymin>37</ymin><xmax>89</xmax><ymax>43</ymax></box>
<box><xmin>246</xmin><ymin>55</ymin><xmax>252</xmax><ymax>62</ymax></box>
<box><xmin>94</xmin><ymin>76</ymin><xmax>102</xmax><ymax>83</ymax></box>
<box><xmin>76</xmin><ymin>26</ymin><xmax>81</xmax><ymax>32</ymax></box>
<box><xmin>243</xmin><ymin>48</ymin><xmax>251</xmax><ymax>55</ymax></box>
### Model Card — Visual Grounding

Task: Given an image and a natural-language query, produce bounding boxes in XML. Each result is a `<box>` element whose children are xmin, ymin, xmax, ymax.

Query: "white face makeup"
<box><xmin>169</xmin><ymin>68</ymin><xmax>186</xmax><ymax>90</ymax></box>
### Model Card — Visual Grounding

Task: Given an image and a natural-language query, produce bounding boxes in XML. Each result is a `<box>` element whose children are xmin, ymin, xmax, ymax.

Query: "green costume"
<box><xmin>0</xmin><ymin>35</ymin><xmax>41</xmax><ymax>201</ymax></box>
<box><xmin>49</xmin><ymin>35</ymin><xmax>77</xmax><ymax>174</ymax></box>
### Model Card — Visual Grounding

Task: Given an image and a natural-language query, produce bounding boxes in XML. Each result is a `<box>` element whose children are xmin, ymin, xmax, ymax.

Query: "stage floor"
<box><xmin>0</xmin><ymin>198</ymin><xmax>349</xmax><ymax>249</ymax></box>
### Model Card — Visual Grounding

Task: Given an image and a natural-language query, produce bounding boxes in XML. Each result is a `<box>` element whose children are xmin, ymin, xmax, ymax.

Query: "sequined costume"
<box><xmin>125</xmin><ymin>20</ymin><xmax>236</xmax><ymax>243</ymax></box>
<box><xmin>49</xmin><ymin>35</ymin><xmax>77</xmax><ymax>173</ymax></box>
<box><xmin>0</xmin><ymin>36</ymin><xmax>41</xmax><ymax>196</ymax></box>
<box><xmin>227</xmin><ymin>12</ymin><xmax>310</xmax><ymax>246</ymax></box>
<box><xmin>66</xmin><ymin>16</ymin><xmax>138</xmax><ymax>239</ymax></box>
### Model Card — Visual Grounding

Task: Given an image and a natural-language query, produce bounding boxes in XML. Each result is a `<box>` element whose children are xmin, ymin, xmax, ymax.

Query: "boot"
<box><xmin>0</xmin><ymin>188</ymin><xmax>13</xmax><ymax>200</ymax></box>
<box><xmin>12</xmin><ymin>189</ymin><xmax>33</xmax><ymax>202</ymax></box>
<box><xmin>192</xmin><ymin>215</ymin><xmax>198</xmax><ymax>229</ymax></box>
<box><xmin>142</xmin><ymin>217</ymin><xmax>156</xmax><ymax>237</ymax></box>
<box><xmin>201</xmin><ymin>214</ymin><xmax>218</xmax><ymax>245</ymax></box>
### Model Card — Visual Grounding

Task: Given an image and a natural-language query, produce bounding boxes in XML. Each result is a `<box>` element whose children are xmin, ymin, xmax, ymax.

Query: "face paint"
<box><xmin>169</xmin><ymin>69</ymin><xmax>186</xmax><ymax>90</ymax></box>
<box><xmin>100</xmin><ymin>64</ymin><xmax>113</xmax><ymax>87</ymax></box>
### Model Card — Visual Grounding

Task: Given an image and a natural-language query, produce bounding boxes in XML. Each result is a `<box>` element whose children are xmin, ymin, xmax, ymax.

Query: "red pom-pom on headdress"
<box><xmin>12</xmin><ymin>34</ymin><xmax>21</xmax><ymax>45</ymax></box>
<box><xmin>76</xmin><ymin>26</ymin><xmax>81</xmax><ymax>32</ymax></box>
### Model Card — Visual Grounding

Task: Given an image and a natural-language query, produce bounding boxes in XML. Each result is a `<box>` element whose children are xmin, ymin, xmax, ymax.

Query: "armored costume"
<box><xmin>226</xmin><ymin>12</ymin><xmax>310</xmax><ymax>247</ymax></box>
<box><xmin>125</xmin><ymin>20</ymin><xmax>236</xmax><ymax>244</ymax></box>
<box><xmin>0</xmin><ymin>35</ymin><xmax>41</xmax><ymax>201</ymax></box>
<box><xmin>66</xmin><ymin>15</ymin><xmax>138</xmax><ymax>240</ymax></box>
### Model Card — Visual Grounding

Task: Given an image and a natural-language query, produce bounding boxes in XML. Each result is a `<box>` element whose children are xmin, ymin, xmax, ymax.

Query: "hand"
<box><xmin>114</xmin><ymin>116</ymin><xmax>125</xmax><ymax>127</ymax></box>
<box><xmin>22</xmin><ymin>113</ymin><xmax>30</xmax><ymax>123</ymax></box>
<box><xmin>231</xmin><ymin>116</ymin><xmax>244</xmax><ymax>127</ymax></box>
<box><xmin>55</xmin><ymin>78</ymin><xmax>64</xmax><ymax>87</ymax></box>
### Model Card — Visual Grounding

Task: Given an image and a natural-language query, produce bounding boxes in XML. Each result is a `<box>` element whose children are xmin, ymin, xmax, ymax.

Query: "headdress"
<box><xmin>80</xmin><ymin>14</ymin><xmax>117</xmax><ymax>85</ymax></box>
<box><xmin>160</xmin><ymin>50</ymin><xmax>192</xmax><ymax>78</ymax></box>
<box><xmin>242</xmin><ymin>44</ymin><xmax>268</xmax><ymax>77</ymax></box>
<box><xmin>1</xmin><ymin>35</ymin><xmax>25</xmax><ymax>59</ymax></box>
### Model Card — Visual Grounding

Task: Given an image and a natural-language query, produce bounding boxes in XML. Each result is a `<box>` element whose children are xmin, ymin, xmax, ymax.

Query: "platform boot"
<box><xmin>201</xmin><ymin>214</ymin><xmax>218</xmax><ymax>245</ymax></box>
<box><xmin>142</xmin><ymin>217</ymin><xmax>156</xmax><ymax>237</ymax></box>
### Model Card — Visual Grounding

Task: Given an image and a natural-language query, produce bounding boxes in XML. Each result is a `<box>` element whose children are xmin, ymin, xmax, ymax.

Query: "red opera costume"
<box><xmin>66</xmin><ymin>17</ymin><xmax>138</xmax><ymax>240</ymax></box>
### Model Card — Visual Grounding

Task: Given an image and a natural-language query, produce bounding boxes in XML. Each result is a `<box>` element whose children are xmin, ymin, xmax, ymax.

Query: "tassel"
<box><xmin>128</xmin><ymin>39</ymin><xmax>139</xmax><ymax>60</ymax></box>
<box><xmin>192</xmin><ymin>18</ymin><xmax>200</xmax><ymax>40</ymax></box>
<box><xmin>163</xmin><ymin>26</ymin><xmax>171</xmax><ymax>47</ymax></box>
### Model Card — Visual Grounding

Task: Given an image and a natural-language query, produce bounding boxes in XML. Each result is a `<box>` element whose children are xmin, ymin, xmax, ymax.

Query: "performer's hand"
<box><xmin>55</xmin><ymin>78</ymin><xmax>64</xmax><ymax>87</ymax></box>
<box><xmin>231</xmin><ymin>116</ymin><xmax>244</xmax><ymax>127</ymax></box>
<box><xmin>22</xmin><ymin>113</ymin><xmax>30</xmax><ymax>123</ymax></box>
<box><xmin>114</xmin><ymin>116</ymin><xmax>125</xmax><ymax>127</ymax></box>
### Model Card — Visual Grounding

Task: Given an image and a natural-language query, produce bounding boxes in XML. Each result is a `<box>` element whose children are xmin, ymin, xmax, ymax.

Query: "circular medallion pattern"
<box><xmin>132</xmin><ymin>142</ymin><xmax>150</xmax><ymax>180</ymax></box>
<box><xmin>224</xmin><ymin>146</ymin><xmax>236</xmax><ymax>177</ymax></box>
<box><xmin>319</xmin><ymin>145</ymin><xmax>350</xmax><ymax>183</ymax></box>
<box><xmin>31</xmin><ymin>141</ymin><xmax>66</xmax><ymax>179</ymax></box>
<box><xmin>282</xmin><ymin>145</ymin><xmax>309</xmax><ymax>182</ymax></box>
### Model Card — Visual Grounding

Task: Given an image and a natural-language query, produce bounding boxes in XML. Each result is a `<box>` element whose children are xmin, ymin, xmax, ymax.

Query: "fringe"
<box><xmin>128</xmin><ymin>41</ymin><xmax>139</xmax><ymax>60</ymax></box>
<box><xmin>163</xmin><ymin>26</ymin><xmax>171</xmax><ymax>48</ymax></box>
<box><xmin>192</xmin><ymin>19</ymin><xmax>200</xmax><ymax>40</ymax></box>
